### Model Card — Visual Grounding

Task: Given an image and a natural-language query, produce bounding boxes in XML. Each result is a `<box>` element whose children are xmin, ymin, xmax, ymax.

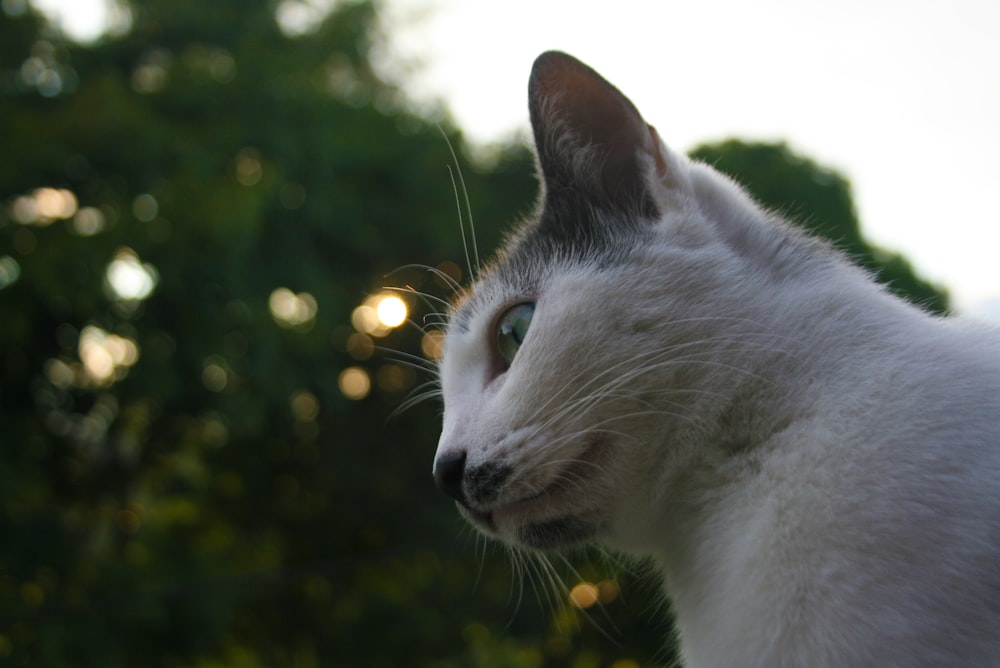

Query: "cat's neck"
<box><xmin>603</xmin><ymin>246</ymin><xmax>944</xmax><ymax>556</ymax></box>
<box><xmin>606</xmin><ymin>256</ymin><xmax>1000</xmax><ymax>664</ymax></box>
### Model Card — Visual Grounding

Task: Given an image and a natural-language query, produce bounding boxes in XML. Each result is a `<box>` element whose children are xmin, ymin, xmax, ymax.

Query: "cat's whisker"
<box><xmin>391</xmin><ymin>387</ymin><xmax>442</xmax><ymax>417</ymax></box>
<box><xmin>384</xmin><ymin>284</ymin><xmax>456</xmax><ymax>312</ymax></box>
<box><xmin>384</xmin><ymin>263</ymin><xmax>466</xmax><ymax>299</ymax></box>
<box><xmin>552</xmin><ymin>552</ymin><xmax>624</xmax><ymax>644</ymax></box>
<box><xmin>523</xmin><ymin>334</ymin><xmax>785</xmax><ymax>430</ymax></box>
<box><xmin>439</xmin><ymin>126</ymin><xmax>481</xmax><ymax>279</ymax></box>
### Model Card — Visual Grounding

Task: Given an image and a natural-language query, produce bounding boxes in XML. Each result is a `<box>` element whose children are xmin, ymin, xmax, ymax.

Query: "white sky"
<box><xmin>31</xmin><ymin>0</ymin><xmax>1000</xmax><ymax>320</ymax></box>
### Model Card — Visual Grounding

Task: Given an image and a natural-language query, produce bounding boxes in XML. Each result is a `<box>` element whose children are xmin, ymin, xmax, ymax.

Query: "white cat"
<box><xmin>431</xmin><ymin>51</ymin><xmax>1000</xmax><ymax>666</ymax></box>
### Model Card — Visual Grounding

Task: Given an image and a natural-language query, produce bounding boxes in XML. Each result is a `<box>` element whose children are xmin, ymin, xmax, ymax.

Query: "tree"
<box><xmin>0</xmin><ymin>2</ymin><xmax>563</xmax><ymax>665</ymax></box>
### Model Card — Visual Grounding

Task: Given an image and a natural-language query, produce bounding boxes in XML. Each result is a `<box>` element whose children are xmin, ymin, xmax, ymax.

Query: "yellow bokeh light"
<box><xmin>202</xmin><ymin>362</ymin><xmax>228</xmax><ymax>392</ymax></box>
<box><xmin>338</xmin><ymin>367</ymin><xmax>370</xmax><ymax>400</ymax></box>
<box><xmin>351</xmin><ymin>293</ymin><xmax>408</xmax><ymax>338</ymax></box>
<box><xmin>12</xmin><ymin>187</ymin><xmax>78</xmax><ymax>226</ymax></box>
<box><xmin>235</xmin><ymin>148</ymin><xmax>263</xmax><ymax>186</ymax></box>
<box><xmin>375</xmin><ymin>363</ymin><xmax>413</xmax><ymax>393</ymax></box>
<box><xmin>350</xmin><ymin>304</ymin><xmax>381</xmax><ymax>335</ymax></box>
<box><xmin>569</xmin><ymin>582</ymin><xmax>600</xmax><ymax>609</ymax></box>
<box><xmin>35</xmin><ymin>187</ymin><xmax>78</xmax><ymax>222</ymax></box>
<box><xmin>375</xmin><ymin>295</ymin><xmax>408</xmax><ymax>328</ymax></box>
<box><xmin>597</xmin><ymin>579</ymin><xmax>621</xmax><ymax>604</ymax></box>
<box><xmin>609</xmin><ymin>660</ymin><xmax>640</xmax><ymax>668</ymax></box>
<box><xmin>78</xmin><ymin>325</ymin><xmax>140</xmax><ymax>386</ymax></box>
<box><xmin>290</xmin><ymin>390</ymin><xmax>319</xmax><ymax>421</ymax></box>
<box><xmin>346</xmin><ymin>332</ymin><xmax>374</xmax><ymax>360</ymax></box>
<box><xmin>421</xmin><ymin>330</ymin><xmax>445</xmax><ymax>360</ymax></box>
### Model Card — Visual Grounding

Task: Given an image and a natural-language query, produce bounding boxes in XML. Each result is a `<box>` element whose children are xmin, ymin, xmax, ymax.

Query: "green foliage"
<box><xmin>0</xmin><ymin>2</ymin><xmax>948</xmax><ymax>666</ymax></box>
<box><xmin>1</xmin><ymin>1</ymin><xmax>667</xmax><ymax>666</ymax></box>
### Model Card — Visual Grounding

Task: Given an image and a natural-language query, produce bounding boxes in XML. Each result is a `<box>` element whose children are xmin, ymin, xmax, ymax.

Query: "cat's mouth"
<box><xmin>462</xmin><ymin>435</ymin><xmax>610</xmax><ymax>548</ymax></box>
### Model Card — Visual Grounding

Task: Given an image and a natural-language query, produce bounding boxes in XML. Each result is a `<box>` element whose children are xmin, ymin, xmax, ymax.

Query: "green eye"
<box><xmin>496</xmin><ymin>302</ymin><xmax>535</xmax><ymax>366</ymax></box>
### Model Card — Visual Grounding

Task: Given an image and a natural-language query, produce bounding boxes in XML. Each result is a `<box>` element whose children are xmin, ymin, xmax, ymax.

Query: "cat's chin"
<box><xmin>458</xmin><ymin>435</ymin><xmax>611</xmax><ymax>550</ymax></box>
<box><xmin>459</xmin><ymin>503</ymin><xmax>597</xmax><ymax>551</ymax></box>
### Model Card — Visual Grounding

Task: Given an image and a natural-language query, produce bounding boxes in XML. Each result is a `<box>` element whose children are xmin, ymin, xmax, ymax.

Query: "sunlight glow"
<box><xmin>105</xmin><ymin>247</ymin><xmax>158</xmax><ymax>301</ymax></box>
<box><xmin>375</xmin><ymin>295</ymin><xmax>407</xmax><ymax>328</ymax></box>
<box><xmin>351</xmin><ymin>293</ymin><xmax>409</xmax><ymax>338</ymax></box>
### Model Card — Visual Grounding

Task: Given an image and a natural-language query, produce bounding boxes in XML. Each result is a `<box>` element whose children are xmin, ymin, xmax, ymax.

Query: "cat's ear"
<box><xmin>528</xmin><ymin>51</ymin><xmax>667</xmax><ymax>219</ymax></box>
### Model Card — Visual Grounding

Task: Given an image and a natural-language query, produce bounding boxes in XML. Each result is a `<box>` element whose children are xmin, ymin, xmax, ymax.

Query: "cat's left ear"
<box><xmin>528</xmin><ymin>51</ymin><xmax>668</xmax><ymax>219</ymax></box>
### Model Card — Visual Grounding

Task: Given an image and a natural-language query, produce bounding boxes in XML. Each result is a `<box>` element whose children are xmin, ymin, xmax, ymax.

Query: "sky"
<box><xmin>29</xmin><ymin>0</ymin><xmax>1000</xmax><ymax>321</ymax></box>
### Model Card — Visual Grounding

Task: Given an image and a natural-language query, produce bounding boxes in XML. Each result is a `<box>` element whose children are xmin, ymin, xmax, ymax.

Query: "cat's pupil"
<box><xmin>496</xmin><ymin>302</ymin><xmax>535</xmax><ymax>366</ymax></box>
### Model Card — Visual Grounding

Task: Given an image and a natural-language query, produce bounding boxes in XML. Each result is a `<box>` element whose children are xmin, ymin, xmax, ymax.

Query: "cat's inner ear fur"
<box><xmin>528</xmin><ymin>51</ymin><xmax>667</xmax><ymax>219</ymax></box>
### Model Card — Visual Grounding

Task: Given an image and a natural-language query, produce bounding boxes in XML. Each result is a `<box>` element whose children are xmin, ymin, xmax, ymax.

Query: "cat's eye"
<box><xmin>496</xmin><ymin>302</ymin><xmax>535</xmax><ymax>367</ymax></box>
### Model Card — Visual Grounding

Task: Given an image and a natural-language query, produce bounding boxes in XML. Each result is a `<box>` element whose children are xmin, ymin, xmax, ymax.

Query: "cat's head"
<box><xmin>432</xmin><ymin>52</ymin><xmax>787</xmax><ymax>552</ymax></box>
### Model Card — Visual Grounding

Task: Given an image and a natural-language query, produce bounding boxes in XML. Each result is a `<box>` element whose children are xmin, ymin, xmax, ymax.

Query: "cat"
<box><xmin>430</xmin><ymin>51</ymin><xmax>1000</xmax><ymax>666</ymax></box>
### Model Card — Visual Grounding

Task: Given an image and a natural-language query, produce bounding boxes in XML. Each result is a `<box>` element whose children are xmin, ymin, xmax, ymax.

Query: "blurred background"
<box><xmin>0</xmin><ymin>0</ymin><xmax>977</xmax><ymax>666</ymax></box>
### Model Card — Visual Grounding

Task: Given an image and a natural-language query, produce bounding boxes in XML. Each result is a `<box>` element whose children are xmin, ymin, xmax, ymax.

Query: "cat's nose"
<box><xmin>434</xmin><ymin>450</ymin><xmax>468</xmax><ymax>505</ymax></box>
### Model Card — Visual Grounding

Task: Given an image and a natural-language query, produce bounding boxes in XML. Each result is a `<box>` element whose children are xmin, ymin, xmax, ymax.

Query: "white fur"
<box><xmin>433</xmin><ymin>53</ymin><xmax>1000</xmax><ymax>666</ymax></box>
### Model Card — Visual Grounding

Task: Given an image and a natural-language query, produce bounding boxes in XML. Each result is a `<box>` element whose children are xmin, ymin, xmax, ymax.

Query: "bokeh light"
<box><xmin>568</xmin><ymin>579</ymin><xmax>620</xmax><ymax>609</ymax></box>
<box><xmin>345</xmin><ymin>332</ymin><xmax>374</xmax><ymax>360</ymax></box>
<box><xmin>569</xmin><ymin>582</ymin><xmax>599</xmax><ymax>609</ymax></box>
<box><xmin>73</xmin><ymin>206</ymin><xmax>106</xmax><ymax>236</ymax></box>
<box><xmin>421</xmin><ymin>330</ymin><xmax>444</xmax><ymax>360</ymax></box>
<box><xmin>202</xmin><ymin>359</ymin><xmax>228</xmax><ymax>392</ymax></box>
<box><xmin>269</xmin><ymin>287</ymin><xmax>318</xmax><ymax>329</ymax></box>
<box><xmin>375</xmin><ymin>363</ymin><xmax>413</xmax><ymax>393</ymax></box>
<box><xmin>235</xmin><ymin>148</ymin><xmax>263</xmax><ymax>186</ymax></box>
<box><xmin>78</xmin><ymin>325</ymin><xmax>140</xmax><ymax>386</ymax></box>
<box><xmin>338</xmin><ymin>366</ymin><xmax>370</xmax><ymax>400</ymax></box>
<box><xmin>375</xmin><ymin>295</ymin><xmax>407</xmax><ymax>328</ymax></box>
<box><xmin>290</xmin><ymin>390</ymin><xmax>319</xmax><ymax>421</ymax></box>
<box><xmin>11</xmin><ymin>187</ymin><xmax>78</xmax><ymax>225</ymax></box>
<box><xmin>350</xmin><ymin>304</ymin><xmax>380</xmax><ymax>335</ymax></box>
<box><xmin>132</xmin><ymin>193</ymin><xmax>158</xmax><ymax>222</ymax></box>
<box><xmin>105</xmin><ymin>247</ymin><xmax>158</xmax><ymax>301</ymax></box>
<box><xmin>350</xmin><ymin>293</ymin><xmax>409</xmax><ymax>338</ymax></box>
<box><xmin>0</xmin><ymin>256</ymin><xmax>20</xmax><ymax>290</ymax></box>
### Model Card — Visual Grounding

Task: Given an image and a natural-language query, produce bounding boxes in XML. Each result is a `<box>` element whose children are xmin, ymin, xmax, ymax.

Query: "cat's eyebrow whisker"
<box><xmin>383</xmin><ymin>284</ymin><xmax>456</xmax><ymax>311</ymax></box>
<box><xmin>384</xmin><ymin>263</ymin><xmax>466</xmax><ymax>300</ymax></box>
<box><xmin>373</xmin><ymin>346</ymin><xmax>439</xmax><ymax>373</ymax></box>
<box><xmin>439</xmin><ymin>126</ymin><xmax>481</xmax><ymax>279</ymax></box>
